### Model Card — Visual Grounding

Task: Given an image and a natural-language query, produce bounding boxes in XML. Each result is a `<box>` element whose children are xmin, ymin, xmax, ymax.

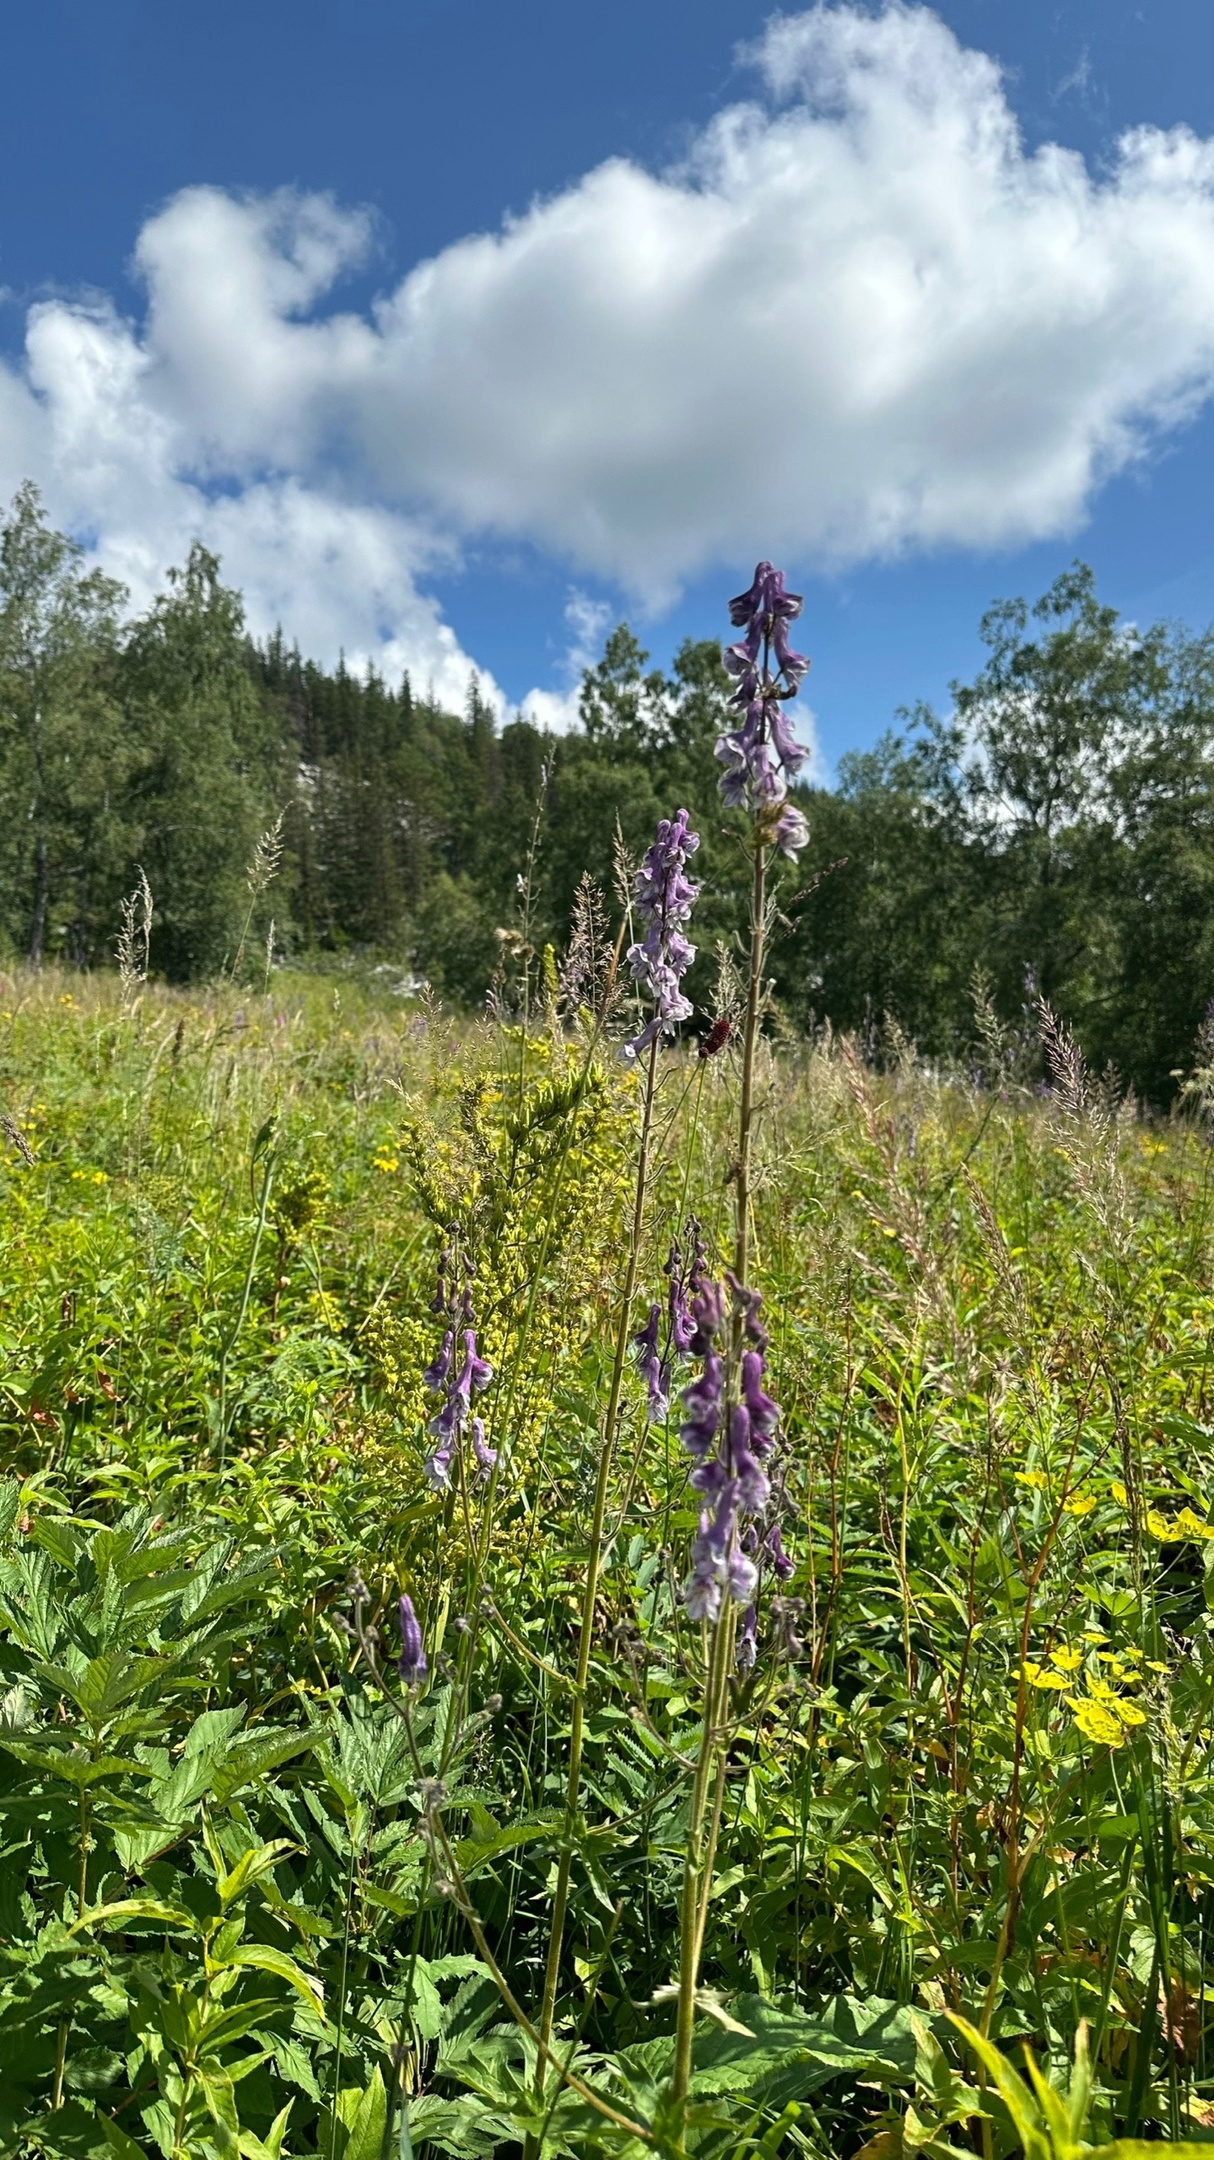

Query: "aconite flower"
<box><xmin>677</xmin><ymin>1271</ymin><xmax>790</xmax><ymax>1659</ymax></box>
<box><xmin>715</xmin><ymin>561</ymin><xmax>812</xmax><ymax>852</ymax></box>
<box><xmin>622</xmin><ymin>809</ymin><xmax>701</xmax><ymax>1063</ymax></box>
<box><xmin>422</xmin><ymin>1262</ymin><xmax>494</xmax><ymax>1489</ymax></box>
<box><xmin>633</xmin><ymin>1303</ymin><xmax>670</xmax><ymax>1424</ymax></box>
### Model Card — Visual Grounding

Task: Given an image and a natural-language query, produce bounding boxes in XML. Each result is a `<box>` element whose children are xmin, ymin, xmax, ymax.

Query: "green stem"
<box><xmin>533</xmin><ymin>1034</ymin><xmax>661</xmax><ymax>2088</ymax></box>
<box><xmin>672</xmin><ymin>829</ymin><xmax>767</xmax><ymax>2106</ymax></box>
<box><xmin>734</xmin><ymin>837</ymin><xmax>766</xmax><ymax>1291</ymax></box>
<box><xmin>673</xmin><ymin>1605</ymin><xmax>737</xmax><ymax>2102</ymax></box>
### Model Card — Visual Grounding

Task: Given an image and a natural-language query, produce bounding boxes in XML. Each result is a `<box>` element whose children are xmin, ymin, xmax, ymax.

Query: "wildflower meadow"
<box><xmin>3</xmin><ymin>565</ymin><xmax>1214</xmax><ymax>2160</ymax></box>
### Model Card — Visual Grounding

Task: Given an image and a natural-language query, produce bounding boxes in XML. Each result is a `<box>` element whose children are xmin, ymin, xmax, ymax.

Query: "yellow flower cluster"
<box><xmin>1022</xmin><ymin>1637</ymin><xmax>1156</xmax><ymax>1750</ymax></box>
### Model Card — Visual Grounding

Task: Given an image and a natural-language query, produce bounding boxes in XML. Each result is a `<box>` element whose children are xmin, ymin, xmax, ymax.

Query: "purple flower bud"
<box><xmin>469</xmin><ymin>1417</ymin><xmax>497</xmax><ymax>1479</ymax></box>
<box><xmin>427</xmin><ymin>1396</ymin><xmax>461</xmax><ymax>1444</ymax></box>
<box><xmin>773</xmin><ymin>620</ymin><xmax>810</xmax><ymax>685</ymax></box>
<box><xmin>734</xmin><ymin>1441</ymin><xmax>771</xmax><ymax>1515</ymax></box>
<box><xmin>770</xmin><ymin>703</ymin><xmax>808</xmax><ymax>774</ymax></box>
<box><xmin>680</xmin><ymin>1350</ymin><xmax>724</xmax><ymax>1458</ymax></box>
<box><xmin>741</xmin><ymin>1349</ymin><xmax>779</xmax><ymax>1445</ymax></box>
<box><xmin>735</xmin><ymin>1603</ymin><xmax>758</xmax><ymax>1672</ymax></box>
<box><xmin>711</xmin><ymin>1479</ymin><xmax>739</xmax><ymax>1556</ymax></box>
<box><xmin>726</xmin><ymin>1272</ymin><xmax>769</xmax><ymax>1352</ymax></box>
<box><xmin>689</xmin><ymin>1279</ymin><xmax>725</xmax><ymax>1355</ymax></box>
<box><xmin>729</xmin><ymin>1400</ymin><xmax>751</xmax><ymax>1457</ymax></box>
<box><xmin>423</xmin><ymin>1327</ymin><xmax>455</xmax><ymax>1392</ymax></box>
<box><xmin>633</xmin><ymin>1303</ymin><xmax>670</xmax><ymax>1423</ymax></box>
<box><xmin>669</xmin><ymin>1292</ymin><xmax>695</xmax><ymax>1355</ymax></box>
<box><xmin>398</xmin><ymin>1594</ymin><xmax>427</xmax><ymax>1684</ymax></box>
<box><xmin>767</xmin><ymin>1523</ymin><xmax>794</xmax><ymax>1581</ymax></box>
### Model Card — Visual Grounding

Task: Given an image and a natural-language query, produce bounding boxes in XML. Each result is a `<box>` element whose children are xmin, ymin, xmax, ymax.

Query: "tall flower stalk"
<box><xmin>672</xmin><ymin>563</ymin><xmax>811</xmax><ymax>2105</ymax></box>
<box><xmin>534</xmin><ymin>810</ymin><xmax>701</xmax><ymax>2106</ymax></box>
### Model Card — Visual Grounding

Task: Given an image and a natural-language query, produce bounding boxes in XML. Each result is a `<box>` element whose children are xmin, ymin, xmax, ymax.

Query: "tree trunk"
<box><xmin>28</xmin><ymin>832</ymin><xmax>48</xmax><ymax>966</ymax></box>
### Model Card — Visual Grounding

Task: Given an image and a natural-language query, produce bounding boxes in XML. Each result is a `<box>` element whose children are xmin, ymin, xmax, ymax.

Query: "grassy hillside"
<box><xmin>2</xmin><ymin>965</ymin><xmax>1214</xmax><ymax>2158</ymax></box>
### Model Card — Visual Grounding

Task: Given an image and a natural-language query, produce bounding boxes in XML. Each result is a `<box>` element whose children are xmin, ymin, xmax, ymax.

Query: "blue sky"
<box><xmin>0</xmin><ymin>0</ymin><xmax>1211</xmax><ymax>772</ymax></box>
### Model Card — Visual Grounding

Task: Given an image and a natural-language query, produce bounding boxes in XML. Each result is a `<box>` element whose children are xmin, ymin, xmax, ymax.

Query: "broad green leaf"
<box><xmin>214</xmin><ymin>1942</ymin><xmax>324</xmax><ymax>2012</ymax></box>
<box><xmin>343</xmin><ymin>2067</ymin><xmax>388</xmax><ymax>2160</ymax></box>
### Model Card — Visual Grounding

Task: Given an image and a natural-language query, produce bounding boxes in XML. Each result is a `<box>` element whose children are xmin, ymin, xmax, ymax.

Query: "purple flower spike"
<box><xmin>717</xmin><ymin>562</ymin><xmax>812</xmax><ymax>852</ymax></box>
<box><xmin>421</xmin><ymin>1257</ymin><xmax>495</xmax><ymax>1492</ymax></box>
<box><xmin>679</xmin><ymin>1265</ymin><xmax>786</xmax><ymax>1646</ymax></box>
<box><xmin>398</xmin><ymin>1594</ymin><xmax>427</xmax><ymax>1684</ymax></box>
<box><xmin>622</xmin><ymin>810</ymin><xmax>701</xmax><ymax>1063</ymax></box>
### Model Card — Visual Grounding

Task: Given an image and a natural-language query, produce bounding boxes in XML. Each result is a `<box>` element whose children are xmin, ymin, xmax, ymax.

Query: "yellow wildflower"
<box><xmin>1073</xmin><ymin>1700</ymin><xmax>1126</xmax><ymax>1748</ymax></box>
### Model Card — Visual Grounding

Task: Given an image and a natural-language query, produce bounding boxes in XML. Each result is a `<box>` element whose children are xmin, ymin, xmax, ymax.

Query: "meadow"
<box><xmin>2</xmin><ymin>949</ymin><xmax>1214</xmax><ymax>2160</ymax></box>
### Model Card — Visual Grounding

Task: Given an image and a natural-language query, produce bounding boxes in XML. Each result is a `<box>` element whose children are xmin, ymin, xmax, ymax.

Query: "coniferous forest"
<box><xmin>2</xmin><ymin>477</ymin><xmax>1213</xmax><ymax>1097</ymax></box>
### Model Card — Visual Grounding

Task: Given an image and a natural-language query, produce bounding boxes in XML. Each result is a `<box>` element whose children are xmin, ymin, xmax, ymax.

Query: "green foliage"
<box><xmin>2</xmin><ymin>485</ymin><xmax>1214</xmax><ymax>1102</ymax></box>
<box><xmin>0</xmin><ymin>484</ymin><xmax>131</xmax><ymax>970</ymax></box>
<box><xmin>3</xmin><ymin>970</ymin><xmax>1214</xmax><ymax>2153</ymax></box>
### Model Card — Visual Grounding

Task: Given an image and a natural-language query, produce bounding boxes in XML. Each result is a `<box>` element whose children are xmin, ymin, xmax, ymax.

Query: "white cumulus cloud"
<box><xmin>519</xmin><ymin>591</ymin><xmax>614</xmax><ymax>733</ymax></box>
<box><xmin>0</xmin><ymin>0</ymin><xmax>1212</xmax><ymax>702</ymax></box>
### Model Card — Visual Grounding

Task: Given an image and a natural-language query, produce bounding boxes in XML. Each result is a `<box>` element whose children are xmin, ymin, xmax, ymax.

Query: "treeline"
<box><xmin>2</xmin><ymin>482</ymin><xmax>1212</xmax><ymax>1101</ymax></box>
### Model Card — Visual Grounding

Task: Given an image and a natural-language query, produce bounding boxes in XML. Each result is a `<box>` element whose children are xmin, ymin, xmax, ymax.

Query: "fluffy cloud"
<box><xmin>518</xmin><ymin>592</ymin><xmax>613</xmax><ymax>733</ymax></box>
<box><xmin>359</xmin><ymin>1</ymin><xmax>1214</xmax><ymax>586</ymax></box>
<box><xmin>0</xmin><ymin>271</ymin><xmax>492</xmax><ymax>713</ymax></box>
<box><xmin>1</xmin><ymin>1</ymin><xmax>1212</xmax><ymax>698</ymax></box>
